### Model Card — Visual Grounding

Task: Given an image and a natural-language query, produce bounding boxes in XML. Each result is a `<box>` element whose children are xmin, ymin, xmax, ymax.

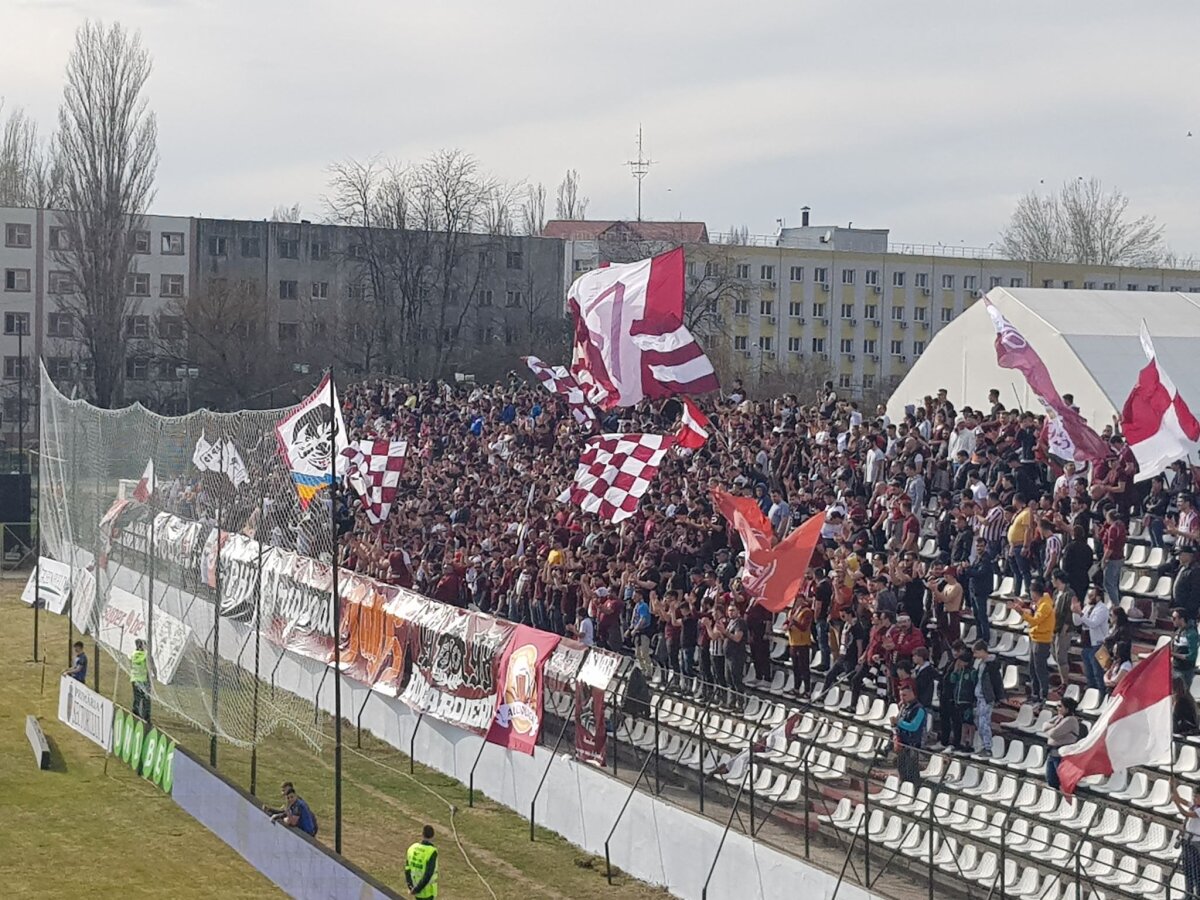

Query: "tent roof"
<box><xmin>886</xmin><ymin>288</ymin><xmax>1200</xmax><ymax>428</ymax></box>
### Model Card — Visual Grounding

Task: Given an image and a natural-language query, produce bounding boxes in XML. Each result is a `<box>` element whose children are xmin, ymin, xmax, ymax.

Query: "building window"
<box><xmin>3</xmin><ymin>312</ymin><xmax>30</xmax><ymax>335</ymax></box>
<box><xmin>914</xmin><ymin>272</ymin><xmax>928</xmax><ymax>289</ymax></box>
<box><xmin>893</xmin><ymin>271</ymin><xmax>906</xmax><ymax>287</ymax></box>
<box><xmin>4</xmin><ymin>356</ymin><xmax>29</xmax><ymax>379</ymax></box>
<box><xmin>865</xmin><ymin>270</ymin><xmax>879</xmax><ymax>286</ymax></box>
<box><xmin>735</xmin><ymin>263</ymin><xmax>751</xmax><ymax>279</ymax></box>
<box><xmin>505</xmin><ymin>290</ymin><xmax>523</xmax><ymax>308</ymax></box>
<box><xmin>913</xmin><ymin>306</ymin><xmax>927</xmax><ymax>322</ymax></box>
<box><xmin>208</xmin><ymin>236</ymin><xmax>228</xmax><ymax>257</ymax></box>
<box><xmin>1147</xmin><ymin>284</ymin><xmax>1160</xmax><ymax>292</ymax></box>
<box><xmin>277</xmin><ymin>239</ymin><xmax>299</xmax><ymax>259</ymax></box>
<box><xmin>159</xmin><ymin>315</ymin><xmax>184</xmax><ymax>340</ymax></box>
<box><xmin>4</xmin><ymin>268</ymin><xmax>31</xmax><ymax>291</ymax></box>
<box><xmin>574</xmin><ymin>259</ymin><xmax>594</xmax><ymax>273</ymax></box>
<box><xmin>841</xmin><ymin>303</ymin><xmax>855</xmax><ymax>319</ymax></box>
<box><xmin>5</xmin><ymin>223</ymin><xmax>32</xmax><ymax>248</ymax></box>
<box><xmin>838</xmin><ymin>374</ymin><xmax>853</xmax><ymax>390</ymax></box>
<box><xmin>814</xmin><ymin>267</ymin><xmax>828</xmax><ymax>285</ymax></box>
<box><xmin>811</xmin><ymin>337</ymin><xmax>825</xmax><ymax>353</ymax></box>
<box><xmin>787</xmin><ymin>301</ymin><xmax>803</xmax><ymax>317</ymax></box>
<box><xmin>839</xmin><ymin>338</ymin><xmax>854</xmax><ymax>354</ymax></box>
<box><xmin>45</xmin><ymin>357</ymin><xmax>72</xmax><ymax>379</ymax></box>
<box><xmin>1010</xmin><ymin>277</ymin><xmax>1023</xmax><ymax>288</ymax></box>
<box><xmin>811</xmin><ymin>302</ymin><xmax>826</xmax><ymax>318</ymax></box>
<box><xmin>1061</xmin><ymin>280</ymin><xmax>1074</xmax><ymax>289</ymax></box>
<box><xmin>47</xmin><ymin>312</ymin><xmax>73</xmax><ymax>337</ymax></box>
<box><xmin>941</xmin><ymin>273</ymin><xmax>954</xmax><ymax>290</ymax></box>
<box><xmin>126</xmin><ymin>272</ymin><xmax>150</xmax><ymax>296</ymax></box>
<box><xmin>1082</xmin><ymin>281</ymin><xmax>1096</xmax><ymax>290</ymax></box>
<box><xmin>941</xmin><ymin>307</ymin><xmax>954</xmax><ymax>323</ymax></box>
<box><xmin>279</xmin><ymin>280</ymin><xmax>298</xmax><ymax>300</ymax></box>
<box><xmin>864</xmin><ymin>304</ymin><xmax>878</xmax><ymax>320</ymax></box>
<box><xmin>890</xmin><ymin>339</ymin><xmax>904</xmax><ymax>356</ymax></box>
<box><xmin>1170</xmin><ymin>285</ymin><xmax>1182</xmax><ymax>293</ymax></box>
<box><xmin>789</xmin><ymin>265</ymin><xmax>804</xmax><ymax>282</ymax></box>
<box><xmin>734</xmin><ymin>298</ymin><xmax>749</xmax><ymax>316</ymax></box>
<box><xmin>891</xmin><ymin>305</ymin><xmax>905</xmax><ymax>321</ymax></box>
<box><xmin>863</xmin><ymin>373</ymin><xmax>875</xmax><ymax>390</ymax></box>
<box><xmin>1103</xmin><ymin>281</ymin><xmax>1116</xmax><ymax>290</ymax></box>
<box><xmin>160</xmin><ymin>274</ymin><xmax>184</xmax><ymax>297</ymax></box>
<box><xmin>48</xmin><ymin>271</ymin><xmax>74</xmax><ymax>294</ymax></box>
<box><xmin>131</xmin><ymin>230</ymin><xmax>151</xmax><ymax>254</ymax></box>
<box><xmin>309</xmin><ymin>241</ymin><xmax>329</xmax><ymax>261</ymax></box>
<box><xmin>124</xmin><ymin>356</ymin><xmax>149</xmax><ymax>380</ymax></box>
<box><xmin>241</xmin><ymin>236</ymin><xmax>261</xmax><ymax>258</ymax></box>
<box><xmin>506</xmin><ymin>251</ymin><xmax>524</xmax><ymax>270</ymax></box>
<box><xmin>705</xmin><ymin>261</ymin><xmax>721</xmax><ymax>278</ymax></box>
<box><xmin>963</xmin><ymin>275</ymin><xmax>977</xmax><ymax>291</ymax></box>
<box><xmin>49</xmin><ymin>226</ymin><xmax>71</xmax><ymax>250</ymax></box>
<box><xmin>311</xmin><ymin>281</ymin><xmax>329</xmax><ymax>300</ymax></box>
<box><xmin>348</xmin><ymin>243</ymin><xmax>365</xmax><ymax>260</ymax></box>
<box><xmin>1042</xmin><ymin>279</ymin><xmax>1054</xmax><ymax>288</ymax></box>
<box><xmin>788</xmin><ymin>337</ymin><xmax>802</xmax><ymax>352</ymax></box>
<box><xmin>758</xmin><ymin>336</ymin><xmax>773</xmax><ymax>351</ymax></box>
<box><xmin>759</xmin><ymin>300</ymin><xmax>774</xmax><ymax>316</ymax></box>
<box><xmin>842</xmin><ymin>269</ymin><xmax>856</xmax><ymax>285</ymax></box>
<box><xmin>760</xmin><ymin>264</ymin><xmax>775</xmax><ymax>281</ymax></box>
<box><xmin>863</xmin><ymin>339</ymin><xmax>877</xmax><ymax>354</ymax></box>
<box><xmin>1126</xmin><ymin>283</ymin><xmax>1138</xmax><ymax>291</ymax></box>
<box><xmin>277</xmin><ymin>322</ymin><xmax>299</xmax><ymax>344</ymax></box>
<box><xmin>125</xmin><ymin>315</ymin><xmax>150</xmax><ymax>338</ymax></box>
<box><xmin>734</xmin><ymin>335</ymin><xmax>748</xmax><ymax>351</ymax></box>
<box><xmin>913</xmin><ymin>340</ymin><xmax>926</xmax><ymax>354</ymax></box>
<box><xmin>479</xmin><ymin>289</ymin><xmax>493</xmax><ymax>307</ymax></box>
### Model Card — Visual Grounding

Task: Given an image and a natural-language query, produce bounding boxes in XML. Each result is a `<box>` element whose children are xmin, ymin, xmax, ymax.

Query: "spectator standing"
<box><xmin>1175</xmin><ymin>547</ymin><xmax>1200</xmax><ymax>624</ymax></box>
<box><xmin>627</xmin><ymin>592</ymin><xmax>653</xmax><ymax>671</ymax></box>
<box><xmin>1099</xmin><ymin>508</ymin><xmax>1127</xmax><ymax>606</ymax></box>
<box><xmin>63</xmin><ymin>641</ymin><xmax>87</xmax><ymax>683</ymax></box>
<box><xmin>1050</xmin><ymin>570</ymin><xmax>1077</xmax><ymax>690</ymax></box>
<box><xmin>892</xmin><ymin>683</ymin><xmax>927</xmax><ymax>786</ymax></box>
<box><xmin>721</xmin><ymin>604</ymin><xmax>747</xmax><ymax>709</ymax></box>
<box><xmin>787</xmin><ymin>597</ymin><xmax>814</xmax><ymax>696</ymax></box>
<box><xmin>1043</xmin><ymin>696</ymin><xmax>1081</xmax><ymax>791</ymax></box>
<box><xmin>130</xmin><ymin>638</ymin><xmax>152</xmax><ymax>724</ymax></box>
<box><xmin>1072</xmin><ymin>587</ymin><xmax>1109</xmax><ymax>693</ymax></box>
<box><xmin>1142</xmin><ymin>476</ymin><xmax>1170</xmax><ymax>548</ymax></box>
<box><xmin>962</xmin><ymin>538</ymin><xmax>995</xmax><ymax>645</ymax></box>
<box><xmin>1060</xmin><ymin>525</ymin><xmax>1094</xmax><ymax>613</ymax></box>
<box><xmin>405</xmin><ymin>824</ymin><xmax>439</xmax><ymax>899</ymax></box>
<box><xmin>1172</xmin><ymin>607</ymin><xmax>1199</xmax><ymax>680</ymax></box>
<box><xmin>1006</xmin><ymin>494</ymin><xmax>1034</xmax><ymax>599</ymax></box>
<box><xmin>1011</xmin><ymin>577</ymin><xmax>1055</xmax><ymax>708</ymax></box>
<box><xmin>972</xmin><ymin>640</ymin><xmax>1004</xmax><ymax>755</ymax></box>
<box><xmin>1170</xmin><ymin>778</ymin><xmax>1200</xmax><ymax>900</ymax></box>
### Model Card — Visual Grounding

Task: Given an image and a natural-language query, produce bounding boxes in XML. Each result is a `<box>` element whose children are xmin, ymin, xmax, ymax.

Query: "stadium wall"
<box><xmin>171</xmin><ymin>746</ymin><xmax>400</xmax><ymax>900</ymax></box>
<box><xmin>102</xmin><ymin>557</ymin><xmax>886</xmax><ymax>900</ymax></box>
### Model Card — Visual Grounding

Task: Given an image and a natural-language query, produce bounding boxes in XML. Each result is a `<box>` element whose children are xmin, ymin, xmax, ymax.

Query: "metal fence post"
<box><xmin>927</xmin><ymin>780</ymin><xmax>935</xmax><ymax>900</ymax></box>
<box><xmin>803</xmin><ymin>748</ymin><xmax>811</xmax><ymax>859</ymax></box>
<box><xmin>863</xmin><ymin>755</ymin><xmax>871</xmax><ymax>886</ymax></box>
<box><xmin>748</xmin><ymin>736</ymin><xmax>756</xmax><ymax>837</ymax></box>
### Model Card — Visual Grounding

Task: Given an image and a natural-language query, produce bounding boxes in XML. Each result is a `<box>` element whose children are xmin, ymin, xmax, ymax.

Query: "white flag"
<box><xmin>221</xmin><ymin>440</ymin><xmax>250</xmax><ymax>487</ymax></box>
<box><xmin>193</xmin><ymin>432</ymin><xmax>214</xmax><ymax>470</ymax></box>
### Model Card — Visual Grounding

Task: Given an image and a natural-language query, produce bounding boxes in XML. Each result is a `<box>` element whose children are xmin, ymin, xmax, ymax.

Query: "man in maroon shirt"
<box><xmin>596</xmin><ymin>587</ymin><xmax>625</xmax><ymax>651</ymax></box>
<box><xmin>1101</xmin><ymin>508</ymin><xmax>1127</xmax><ymax>606</ymax></box>
<box><xmin>432</xmin><ymin>563</ymin><xmax>464</xmax><ymax>607</ymax></box>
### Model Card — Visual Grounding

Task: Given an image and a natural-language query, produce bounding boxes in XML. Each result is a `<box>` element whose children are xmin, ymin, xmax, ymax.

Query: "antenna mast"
<box><xmin>625</xmin><ymin>126</ymin><xmax>655</xmax><ymax>222</ymax></box>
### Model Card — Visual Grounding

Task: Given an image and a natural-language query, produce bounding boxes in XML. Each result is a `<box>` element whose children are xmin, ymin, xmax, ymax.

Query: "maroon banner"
<box><xmin>573</xmin><ymin>682</ymin><xmax>607</xmax><ymax>766</ymax></box>
<box><xmin>339</xmin><ymin>576</ymin><xmax>409</xmax><ymax>695</ymax></box>
<box><xmin>486</xmin><ymin>625</ymin><xmax>561</xmax><ymax>755</ymax></box>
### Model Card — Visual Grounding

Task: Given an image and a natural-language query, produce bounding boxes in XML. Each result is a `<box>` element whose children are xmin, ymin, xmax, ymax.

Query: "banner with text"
<box><xmin>22</xmin><ymin>557</ymin><xmax>72</xmax><ymax>614</ymax></box>
<box><xmin>486</xmin><ymin>625</ymin><xmax>561</xmax><ymax>755</ymax></box>
<box><xmin>58</xmin><ymin>675</ymin><xmax>114</xmax><ymax>751</ymax></box>
<box><xmin>573</xmin><ymin>683</ymin><xmax>607</xmax><ymax>766</ymax></box>
<box><xmin>339</xmin><ymin>575</ymin><xmax>409</xmax><ymax>695</ymax></box>
<box><xmin>98</xmin><ymin>586</ymin><xmax>193</xmax><ymax>684</ymax></box>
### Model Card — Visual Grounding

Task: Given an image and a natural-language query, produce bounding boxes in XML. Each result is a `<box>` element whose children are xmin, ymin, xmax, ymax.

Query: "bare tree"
<box><xmin>721</xmin><ymin>225</ymin><xmax>751</xmax><ymax>246</ymax></box>
<box><xmin>270</xmin><ymin>202</ymin><xmax>303</xmax><ymax>222</ymax></box>
<box><xmin>0</xmin><ymin>102</ymin><xmax>63</xmax><ymax>207</ymax></box>
<box><xmin>555</xmin><ymin>169</ymin><xmax>589</xmax><ymax>220</ymax></box>
<box><xmin>520</xmin><ymin>182</ymin><xmax>547</xmax><ymax>236</ymax></box>
<box><xmin>1000</xmin><ymin>178</ymin><xmax>1166</xmax><ymax>266</ymax></box>
<box><xmin>54</xmin><ymin>21</ymin><xmax>157</xmax><ymax>408</ymax></box>
<box><xmin>681</xmin><ymin>244</ymin><xmax>751</xmax><ymax>334</ymax></box>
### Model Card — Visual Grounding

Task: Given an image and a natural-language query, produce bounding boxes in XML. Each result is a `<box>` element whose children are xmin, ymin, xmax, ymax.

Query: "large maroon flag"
<box><xmin>569</xmin><ymin>248</ymin><xmax>719</xmax><ymax>410</ymax></box>
<box><xmin>984</xmin><ymin>299</ymin><xmax>1109</xmax><ymax>463</ymax></box>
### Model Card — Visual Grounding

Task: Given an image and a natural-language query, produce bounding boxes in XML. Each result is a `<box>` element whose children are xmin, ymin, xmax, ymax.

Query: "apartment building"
<box><xmin>1</xmin><ymin>208</ymin><xmax>194</xmax><ymax>442</ymax></box>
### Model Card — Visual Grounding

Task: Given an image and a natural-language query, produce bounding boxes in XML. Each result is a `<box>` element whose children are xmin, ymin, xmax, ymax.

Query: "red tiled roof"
<box><xmin>541</xmin><ymin>220</ymin><xmax>709</xmax><ymax>243</ymax></box>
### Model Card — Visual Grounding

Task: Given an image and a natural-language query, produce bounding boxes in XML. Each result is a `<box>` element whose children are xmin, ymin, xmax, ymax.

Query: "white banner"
<box><xmin>21</xmin><ymin>557</ymin><xmax>72</xmax><ymax>615</ymax></box>
<box><xmin>58</xmin><ymin>675</ymin><xmax>114</xmax><ymax>751</ymax></box>
<box><xmin>70</xmin><ymin>564</ymin><xmax>97</xmax><ymax>635</ymax></box>
<box><xmin>98</xmin><ymin>587</ymin><xmax>193</xmax><ymax>684</ymax></box>
<box><xmin>577</xmin><ymin>650</ymin><xmax>622</xmax><ymax>690</ymax></box>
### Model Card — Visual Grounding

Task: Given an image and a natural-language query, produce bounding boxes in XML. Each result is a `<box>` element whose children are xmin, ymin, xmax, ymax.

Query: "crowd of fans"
<box><xmin>326</xmin><ymin>373</ymin><xmax>1200</xmax><ymax>781</ymax></box>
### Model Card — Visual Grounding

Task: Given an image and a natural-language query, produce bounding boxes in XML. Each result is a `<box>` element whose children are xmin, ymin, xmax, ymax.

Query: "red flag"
<box><xmin>742</xmin><ymin>513</ymin><xmax>826</xmax><ymax>613</ymax></box>
<box><xmin>132</xmin><ymin>459</ymin><xmax>155</xmax><ymax>504</ymax></box>
<box><xmin>1056</xmin><ymin>643</ymin><xmax>1172</xmax><ymax>795</ymax></box>
<box><xmin>1121</xmin><ymin>321</ymin><xmax>1200</xmax><ymax>482</ymax></box>
<box><xmin>711</xmin><ymin>487</ymin><xmax>773</xmax><ymax>554</ymax></box>
<box><xmin>984</xmin><ymin>299</ymin><xmax>1109</xmax><ymax>463</ymax></box>
<box><xmin>676</xmin><ymin>397</ymin><xmax>711</xmax><ymax>450</ymax></box>
<box><xmin>569</xmin><ymin>248</ymin><xmax>718</xmax><ymax>410</ymax></box>
<box><xmin>486</xmin><ymin>625</ymin><xmax>561</xmax><ymax>755</ymax></box>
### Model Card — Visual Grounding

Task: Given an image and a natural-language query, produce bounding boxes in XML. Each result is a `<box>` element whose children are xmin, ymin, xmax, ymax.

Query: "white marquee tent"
<box><xmin>887</xmin><ymin>287</ymin><xmax>1200</xmax><ymax>429</ymax></box>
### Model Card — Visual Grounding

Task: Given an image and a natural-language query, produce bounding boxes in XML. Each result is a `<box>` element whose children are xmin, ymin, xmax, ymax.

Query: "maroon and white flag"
<box><xmin>339</xmin><ymin>439</ymin><xmax>407</xmax><ymax>525</ymax></box>
<box><xmin>985</xmin><ymin>299</ymin><xmax>1109</xmax><ymax>463</ymax></box>
<box><xmin>558</xmin><ymin>433</ymin><xmax>675</xmax><ymax>523</ymax></box>
<box><xmin>1121</xmin><ymin>321</ymin><xmax>1200</xmax><ymax>482</ymax></box>
<box><xmin>675</xmin><ymin>397</ymin><xmax>711</xmax><ymax>451</ymax></box>
<box><xmin>569</xmin><ymin>248</ymin><xmax>718</xmax><ymax>410</ymax></box>
<box><xmin>522</xmin><ymin>355</ymin><xmax>598</xmax><ymax>430</ymax></box>
<box><xmin>132</xmin><ymin>459</ymin><xmax>155</xmax><ymax>504</ymax></box>
<box><xmin>1056</xmin><ymin>643</ymin><xmax>1172</xmax><ymax>795</ymax></box>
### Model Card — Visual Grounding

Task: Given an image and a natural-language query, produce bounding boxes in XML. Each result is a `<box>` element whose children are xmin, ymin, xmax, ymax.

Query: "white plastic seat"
<box><xmin>1131</xmin><ymin>777</ymin><xmax>1172</xmax><ymax>811</ymax></box>
<box><xmin>1015</xmin><ymin>744</ymin><xmax>1046</xmax><ymax>774</ymax></box>
<box><xmin>1109</xmin><ymin>770</ymin><xmax>1150</xmax><ymax>803</ymax></box>
<box><xmin>973</xmin><ymin>810</ymin><xmax>1007</xmax><ymax>843</ymax></box>
<box><xmin>1009</xmin><ymin>704</ymin><xmax>1036</xmax><ymax>730</ymax></box>
<box><xmin>1003</xmin><ymin>665</ymin><xmax>1020</xmax><ymax>692</ymax></box>
<box><xmin>963</xmin><ymin>850</ymin><xmax>998</xmax><ymax>884</ymax></box>
<box><xmin>998</xmin><ymin>739</ymin><xmax>1025</xmax><ymax>769</ymax></box>
<box><xmin>1077</xmin><ymin>687</ymin><xmax>1103</xmax><ymax>714</ymax></box>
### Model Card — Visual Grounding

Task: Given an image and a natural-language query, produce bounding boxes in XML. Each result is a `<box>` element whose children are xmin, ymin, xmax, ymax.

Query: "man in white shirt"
<box><xmin>768</xmin><ymin>489</ymin><xmax>791</xmax><ymax>539</ymax></box>
<box><xmin>946</xmin><ymin>418</ymin><xmax>977</xmax><ymax>461</ymax></box>
<box><xmin>1171</xmin><ymin>777</ymin><xmax>1200</xmax><ymax>897</ymax></box>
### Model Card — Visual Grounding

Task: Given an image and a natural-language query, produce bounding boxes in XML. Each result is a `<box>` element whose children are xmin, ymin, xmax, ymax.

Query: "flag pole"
<box><xmin>329</xmin><ymin>370</ymin><xmax>343</xmax><ymax>854</ymax></box>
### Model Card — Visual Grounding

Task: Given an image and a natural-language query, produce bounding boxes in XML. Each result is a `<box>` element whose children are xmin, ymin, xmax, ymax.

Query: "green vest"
<box><xmin>130</xmin><ymin>650</ymin><xmax>149</xmax><ymax>684</ymax></box>
<box><xmin>406</xmin><ymin>842</ymin><xmax>438</xmax><ymax>898</ymax></box>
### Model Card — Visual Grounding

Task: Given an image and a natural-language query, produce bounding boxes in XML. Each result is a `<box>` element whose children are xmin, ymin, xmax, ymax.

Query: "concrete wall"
<box><xmin>172</xmin><ymin>747</ymin><xmax>399</xmax><ymax>900</ymax></box>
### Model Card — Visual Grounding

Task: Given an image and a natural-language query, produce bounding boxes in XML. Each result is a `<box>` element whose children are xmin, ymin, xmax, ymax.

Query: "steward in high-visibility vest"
<box><xmin>130</xmin><ymin>638</ymin><xmax>152</xmax><ymax>724</ymax></box>
<box><xmin>405</xmin><ymin>825</ymin><xmax>438</xmax><ymax>898</ymax></box>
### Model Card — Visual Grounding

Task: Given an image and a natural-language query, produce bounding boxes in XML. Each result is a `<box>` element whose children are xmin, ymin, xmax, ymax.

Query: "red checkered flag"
<box><xmin>523</xmin><ymin>355</ymin><xmax>597</xmax><ymax>430</ymax></box>
<box><xmin>341</xmin><ymin>439</ymin><xmax>407</xmax><ymax>524</ymax></box>
<box><xmin>558</xmin><ymin>433</ymin><xmax>675</xmax><ymax>523</ymax></box>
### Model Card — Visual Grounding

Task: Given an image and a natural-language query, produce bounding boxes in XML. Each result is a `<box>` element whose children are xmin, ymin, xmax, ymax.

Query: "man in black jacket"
<box><xmin>1176</xmin><ymin>547</ymin><xmax>1200</xmax><ymax>623</ymax></box>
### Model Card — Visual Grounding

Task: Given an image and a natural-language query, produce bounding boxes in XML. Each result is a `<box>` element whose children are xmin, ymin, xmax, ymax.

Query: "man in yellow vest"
<box><xmin>405</xmin><ymin>824</ymin><xmax>438</xmax><ymax>898</ymax></box>
<box><xmin>130</xmin><ymin>638</ymin><xmax>152</xmax><ymax>724</ymax></box>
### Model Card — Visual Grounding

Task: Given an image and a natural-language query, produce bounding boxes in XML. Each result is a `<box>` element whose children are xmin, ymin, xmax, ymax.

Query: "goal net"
<box><xmin>39</xmin><ymin>363</ymin><xmax>326</xmax><ymax>751</ymax></box>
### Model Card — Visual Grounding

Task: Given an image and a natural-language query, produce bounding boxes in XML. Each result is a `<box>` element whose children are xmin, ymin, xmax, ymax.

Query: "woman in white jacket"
<box><xmin>1072</xmin><ymin>587</ymin><xmax>1109</xmax><ymax>694</ymax></box>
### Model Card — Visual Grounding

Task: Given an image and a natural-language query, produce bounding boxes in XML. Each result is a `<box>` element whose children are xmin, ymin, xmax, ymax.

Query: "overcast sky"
<box><xmin>6</xmin><ymin>0</ymin><xmax>1200</xmax><ymax>253</ymax></box>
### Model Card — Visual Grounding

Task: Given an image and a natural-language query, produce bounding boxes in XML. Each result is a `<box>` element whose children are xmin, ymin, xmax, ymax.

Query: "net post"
<box><xmin>33</xmin><ymin>447</ymin><xmax>40</xmax><ymax>662</ymax></box>
<box><xmin>209</xmin><ymin>496</ymin><xmax>222</xmax><ymax>768</ymax></box>
<box><xmin>92</xmin><ymin>456</ymin><xmax>101</xmax><ymax>694</ymax></box>
<box><xmin>250</xmin><ymin>489</ymin><xmax>265</xmax><ymax>796</ymax></box>
<box><xmin>329</xmin><ymin>369</ymin><xmax>343</xmax><ymax>856</ymax></box>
